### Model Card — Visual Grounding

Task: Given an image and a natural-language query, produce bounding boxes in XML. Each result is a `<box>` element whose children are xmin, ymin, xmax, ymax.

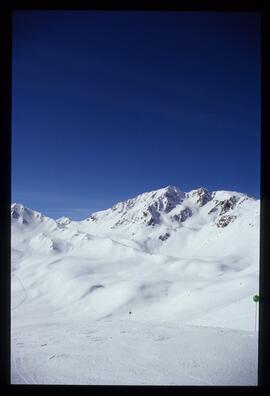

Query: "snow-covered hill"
<box><xmin>11</xmin><ymin>186</ymin><xmax>260</xmax><ymax>385</ymax></box>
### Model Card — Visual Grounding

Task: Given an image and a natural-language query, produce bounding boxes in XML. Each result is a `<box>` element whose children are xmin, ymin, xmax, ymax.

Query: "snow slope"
<box><xmin>11</xmin><ymin>320</ymin><xmax>257</xmax><ymax>385</ymax></box>
<box><xmin>11</xmin><ymin>186</ymin><xmax>260</xmax><ymax>385</ymax></box>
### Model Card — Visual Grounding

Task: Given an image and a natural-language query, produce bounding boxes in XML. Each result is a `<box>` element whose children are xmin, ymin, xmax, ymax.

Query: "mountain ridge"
<box><xmin>11</xmin><ymin>185</ymin><xmax>257</xmax><ymax>227</ymax></box>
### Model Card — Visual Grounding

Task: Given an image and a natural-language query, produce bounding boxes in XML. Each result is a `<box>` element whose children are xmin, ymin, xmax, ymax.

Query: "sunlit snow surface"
<box><xmin>11</xmin><ymin>187</ymin><xmax>260</xmax><ymax>385</ymax></box>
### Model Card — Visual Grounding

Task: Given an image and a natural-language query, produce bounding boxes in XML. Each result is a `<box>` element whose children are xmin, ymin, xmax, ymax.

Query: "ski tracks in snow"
<box><xmin>12</xmin><ymin>337</ymin><xmax>37</xmax><ymax>384</ymax></box>
<box><xmin>11</xmin><ymin>273</ymin><xmax>28</xmax><ymax>311</ymax></box>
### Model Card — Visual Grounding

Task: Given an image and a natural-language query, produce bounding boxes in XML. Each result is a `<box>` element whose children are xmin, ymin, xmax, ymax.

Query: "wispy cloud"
<box><xmin>12</xmin><ymin>189</ymin><xmax>112</xmax><ymax>208</ymax></box>
<box><xmin>11</xmin><ymin>189</ymin><xmax>111</xmax><ymax>219</ymax></box>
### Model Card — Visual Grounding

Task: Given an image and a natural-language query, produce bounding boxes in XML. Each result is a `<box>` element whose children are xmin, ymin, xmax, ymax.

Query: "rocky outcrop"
<box><xmin>158</xmin><ymin>232</ymin><xmax>170</xmax><ymax>241</ymax></box>
<box><xmin>209</xmin><ymin>196</ymin><xmax>238</xmax><ymax>216</ymax></box>
<box><xmin>173</xmin><ymin>207</ymin><xmax>192</xmax><ymax>223</ymax></box>
<box><xmin>189</xmin><ymin>188</ymin><xmax>213</xmax><ymax>207</ymax></box>
<box><xmin>216</xmin><ymin>215</ymin><xmax>237</xmax><ymax>228</ymax></box>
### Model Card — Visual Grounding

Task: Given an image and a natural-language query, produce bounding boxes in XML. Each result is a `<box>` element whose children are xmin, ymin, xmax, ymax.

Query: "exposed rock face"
<box><xmin>188</xmin><ymin>187</ymin><xmax>213</xmax><ymax>207</ymax></box>
<box><xmin>173</xmin><ymin>207</ymin><xmax>193</xmax><ymax>223</ymax></box>
<box><xmin>142</xmin><ymin>186</ymin><xmax>185</xmax><ymax>221</ymax></box>
<box><xmin>136</xmin><ymin>186</ymin><xmax>185</xmax><ymax>226</ymax></box>
<box><xmin>88</xmin><ymin>215</ymin><xmax>97</xmax><ymax>222</ymax></box>
<box><xmin>162</xmin><ymin>186</ymin><xmax>185</xmax><ymax>213</ymax></box>
<box><xmin>209</xmin><ymin>196</ymin><xmax>238</xmax><ymax>216</ymax></box>
<box><xmin>219</xmin><ymin>197</ymin><xmax>238</xmax><ymax>215</ymax></box>
<box><xmin>146</xmin><ymin>204</ymin><xmax>161</xmax><ymax>226</ymax></box>
<box><xmin>158</xmin><ymin>232</ymin><xmax>170</xmax><ymax>241</ymax></box>
<box><xmin>216</xmin><ymin>215</ymin><xmax>237</xmax><ymax>228</ymax></box>
<box><xmin>193</xmin><ymin>188</ymin><xmax>212</xmax><ymax>206</ymax></box>
<box><xmin>147</xmin><ymin>216</ymin><xmax>155</xmax><ymax>226</ymax></box>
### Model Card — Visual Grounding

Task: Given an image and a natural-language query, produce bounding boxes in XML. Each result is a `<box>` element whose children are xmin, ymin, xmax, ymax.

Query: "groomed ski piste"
<box><xmin>11</xmin><ymin>186</ymin><xmax>260</xmax><ymax>385</ymax></box>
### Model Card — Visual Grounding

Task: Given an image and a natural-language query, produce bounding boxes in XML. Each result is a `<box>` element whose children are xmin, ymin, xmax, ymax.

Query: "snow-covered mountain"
<box><xmin>11</xmin><ymin>185</ymin><xmax>258</xmax><ymax>238</ymax></box>
<box><xmin>11</xmin><ymin>185</ymin><xmax>260</xmax><ymax>385</ymax></box>
<box><xmin>82</xmin><ymin>185</ymin><xmax>252</xmax><ymax>230</ymax></box>
<box><xmin>11</xmin><ymin>185</ymin><xmax>259</xmax><ymax>321</ymax></box>
<box><xmin>11</xmin><ymin>185</ymin><xmax>257</xmax><ymax>230</ymax></box>
<box><xmin>12</xmin><ymin>185</ymin><xmax>259</xmax><ymax>262</ymax></box>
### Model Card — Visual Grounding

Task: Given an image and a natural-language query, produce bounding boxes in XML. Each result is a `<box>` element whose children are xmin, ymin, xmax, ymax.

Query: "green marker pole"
<box><xmin>253</xmin><ymin>295</ymin><xmax>260</xmax><ymax>332</ymax></box>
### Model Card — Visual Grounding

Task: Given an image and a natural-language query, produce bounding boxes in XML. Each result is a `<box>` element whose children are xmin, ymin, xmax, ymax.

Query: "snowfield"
<box><xmin>11</xmin><ymin>186</ymin><xmax>260</xmax><ymax>385</ymax></box>
<box><xmin>11</xmin><ymin>320</ymin><xmax>257</xmax><ymax>386</ymax></box>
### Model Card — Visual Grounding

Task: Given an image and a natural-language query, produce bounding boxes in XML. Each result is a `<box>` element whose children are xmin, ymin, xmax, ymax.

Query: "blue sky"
<box><xmin>12</xmin><ymin>11</ymin><xmax>261</xmax><ymax>220</ymax></box>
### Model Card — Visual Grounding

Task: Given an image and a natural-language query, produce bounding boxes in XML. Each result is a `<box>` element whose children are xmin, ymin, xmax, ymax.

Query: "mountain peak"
<box><xmin>187</xmin><ymin>187</ymin><xmax>213</xmax><ymax>207</ymax></box>
<box><xmin>56</xmin><ymin>216</ymin><xmax>71</xmax><ymax>226</ymax></box>
<box><xmin>11</xmin><ymin>203</ymin><xmax>44</xmax><ymax>225</ymax></box>
<box><xmin>141</xmin><ymin>185</ymin><xmax>184</xmax><ymax>202</ymax></box>
<box><xmin>11</xmin><ymin>202</ymin><xmax>25</xmax><ymax>211</ymax></box>
<box><xmin>151</xmin><ymin>185</ymin><xmax>182</xmax><ymax>195</ymax></box>
<box><xmin>163</xmin><ymin>184</ymin><xmax>181</xmax><ymax>192</ymax></box>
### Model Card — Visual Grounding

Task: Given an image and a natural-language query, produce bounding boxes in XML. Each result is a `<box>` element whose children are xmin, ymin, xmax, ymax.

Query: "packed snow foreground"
<box><xmin>11</xmin><ymin>186</ymin><xmax>260</xmax><ymax>385</ymax></box>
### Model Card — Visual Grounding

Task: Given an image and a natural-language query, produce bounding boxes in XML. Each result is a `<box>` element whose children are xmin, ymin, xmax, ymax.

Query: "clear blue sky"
<box><xmin>12</xmin><ymin>11</ymin><xmax>261</xmax><ymax>220</ymax></box>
